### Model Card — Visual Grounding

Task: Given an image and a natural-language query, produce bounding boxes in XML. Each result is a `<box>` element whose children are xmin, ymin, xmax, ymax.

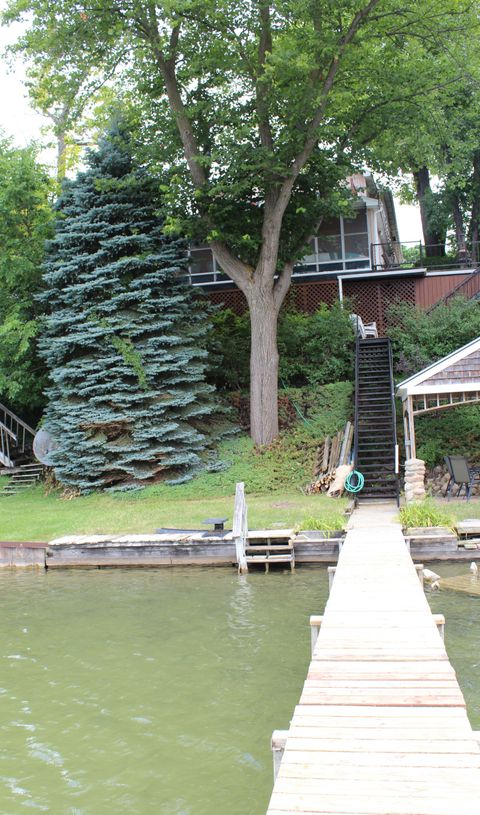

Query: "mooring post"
<box><xmin>415</xmin><ymin>563</ymin><xmax>424</xmax><ymax>587</ymax></box>
<box><xmin>271</xmin><ymin>730</ymin><xmax>288</xmax><ymax>781</ymax></box>
<box><xmin>310</xmin><ymin>615</ymin><xmax>323</xmax><ymax>656</ymax></box>
<box><xmin>233</xmin><ymin>481</ymin><xmax>248</xmax><ymax>574</ymax></box>
<box><xmin>328</xmin><ymin>566</ymin><xmax>336</xmax><ymax>592</ymax></box>
<box><xmin>433</xmin><ymin>613</ymin><xmax>445</xmax><ymax>640</ymax></box>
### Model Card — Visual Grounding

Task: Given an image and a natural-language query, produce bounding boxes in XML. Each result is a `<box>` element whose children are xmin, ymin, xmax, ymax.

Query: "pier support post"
<box><xmin>271</xmin><ymin>730</ymin><xmax>288</xmax><ymax>781</ymax></box>
<box><xmin>415</xmin><ymin>563</ymin><xmax>424</xmax><ymax>587</ymax></box>
<box><xmin>233</xmin><ymin>482</ymin><xmax>248</xmax><ymax>574</ymax></box>
<box><xmin>433</xmin><ymin>613</ymin><xmax>445</xmax><ymax>640</ymax></box>
<box><xmin>309</xmin><ymin>615</ymin><xmax>323</xmax><ymax>656</ymax></box>
<box><xmin>328</xmin><ymin>566</ymin><xmax>336</xmax><ymax>592</ymax></box>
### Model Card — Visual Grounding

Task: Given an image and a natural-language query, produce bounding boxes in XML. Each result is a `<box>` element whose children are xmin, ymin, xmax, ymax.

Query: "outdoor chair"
<box><xmin>444</xmin><ymin>455</ymin><xmax>480</xmax><ymax>500</ymax></box>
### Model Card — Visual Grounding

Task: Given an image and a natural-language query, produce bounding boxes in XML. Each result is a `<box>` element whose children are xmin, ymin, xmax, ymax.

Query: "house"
<box><xmin>187</xmin><ymin>175</ymin><xmax>480</xmax><ymax>333</ymax></box>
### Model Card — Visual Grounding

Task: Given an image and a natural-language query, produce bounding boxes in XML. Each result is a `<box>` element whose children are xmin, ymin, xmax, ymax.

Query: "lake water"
<box><xmin>0</xmin><ymin>563</ymin><xmax>478</xmax><ymax>814</ymax></box>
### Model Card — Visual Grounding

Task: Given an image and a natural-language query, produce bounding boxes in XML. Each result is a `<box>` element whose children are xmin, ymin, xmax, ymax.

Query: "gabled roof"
<box><xmin>396</xmin><ymin>336</ymin><xmax>480</xmax><ymax>399</ymax></box>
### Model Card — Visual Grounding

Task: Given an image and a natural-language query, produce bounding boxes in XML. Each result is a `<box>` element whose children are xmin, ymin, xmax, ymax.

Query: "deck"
<box><xmin>267</xmin><ymin>505</ymin><xmax>480</xmax><ymax>815</ymax></box>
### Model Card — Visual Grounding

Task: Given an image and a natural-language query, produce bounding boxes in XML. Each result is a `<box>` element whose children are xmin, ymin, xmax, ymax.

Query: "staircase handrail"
<box><xmin>0</xmin><ymin>419</ymin><xmax>18</xmax><ymax>442</ymax></box>
<box><xmin>353</xmin><ymin>324</ymin><xmax>360</xmax><ymax>484</ymax></box>
<box><xmin>387</xmin><ymin>338</ymin><xmax>400</xmax><ymax>506</ymax></box>
<box><xmin>426</xmin><ymin>267</ymin><xmax>480</xmax><ymax>313</ymax></box>
<box><xmin>0</xmin><ymin>403</ymin><xmax>35</xmax><ymax>438</ymax></box>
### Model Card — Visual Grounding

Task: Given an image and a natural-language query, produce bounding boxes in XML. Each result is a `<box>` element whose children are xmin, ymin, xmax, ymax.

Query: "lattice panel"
<box><xmin>205</xmin><ymin>288</ymin><xmax>248</xmax><ymax>315</ymax></box>
<box><xmin>203</xmin><ymin>279</ymin><xmax>339</xmax><ymax>316</ymax></box>
<box><xmin>289</xmin><ymin>281</ymin><xmax>339</xmax><ymax>313</ymax></box>
<box><xmin>344</xmin><ymin>279</ymin><xmax>416</xmax><ymax>335</ymax></box>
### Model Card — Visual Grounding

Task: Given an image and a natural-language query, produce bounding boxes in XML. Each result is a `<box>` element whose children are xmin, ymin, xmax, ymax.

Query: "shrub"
<box><xmin>415</xmin><ymin>405</ymin><xmax>480</xmax><ymax>469</ymax></box>
<box><xmin>387</xmin><ymin>297</ymin><xmax>480</xmax><ymax>379</ymax></box>
<box><xmin>207</xmin><ymin>302</ymin><xmax>355</xmax><ymax>391</ymax></box>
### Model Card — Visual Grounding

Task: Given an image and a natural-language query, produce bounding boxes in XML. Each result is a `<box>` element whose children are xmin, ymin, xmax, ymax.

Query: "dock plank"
<box><xmin>266</xmin><ymin>510</ymin><xmax>480</xmax><ymax>815</ymax></box>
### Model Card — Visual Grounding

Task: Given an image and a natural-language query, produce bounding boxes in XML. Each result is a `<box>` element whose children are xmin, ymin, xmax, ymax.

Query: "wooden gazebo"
<box><xmin>396</xmin><ymin>337</ymin><xmax>480</xmax><ymax>459</ymax></box>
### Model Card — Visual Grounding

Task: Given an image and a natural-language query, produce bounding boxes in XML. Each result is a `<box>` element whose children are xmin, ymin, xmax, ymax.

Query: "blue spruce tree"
<box><xmin>40</xmin><ymin>122</ymin><xmax>215</xmax><ymax>491</ymax></box>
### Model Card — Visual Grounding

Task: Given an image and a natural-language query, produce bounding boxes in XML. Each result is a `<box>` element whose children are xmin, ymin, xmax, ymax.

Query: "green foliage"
<box><xmin>208</xmin><ymin>305</ymin><xmax>354</xmax><ymax>391</ymax></box>
<box><xmin>298</xmin><ymin>514</ymin><xmax>346</xmax><ymax>532</ymax></box>
<box><xmin>0</xmin><ymin>136</ymin><xmax>53</xmax><ymax>413</ymax></box>
<box><xmin>278</xmin><ymin>304</ymin><xmax>354</xmax><ymax>387</ymax></box>
<box><xmin>40</xmin><ymin>121</ymin><xmax>217</xmax><ymax>492</ymax></box>
<box><xmin>416</xmin><ymin>406</ymin><xmax>480</xmax><ymax>469</ymax></box>
<box><xmin>399</xmin><ymin>499</ymin><xmax>454</xmax><ymax>530</ymax></box>
<box><xmin>387</xmin><ymin>297</ymin><xmax>480</xmax><ymax>379</ymax></box>
<box><xmin>207</xmin><ymin>309</ymin><xmax>250</xmax><ymax>391</ymax></box>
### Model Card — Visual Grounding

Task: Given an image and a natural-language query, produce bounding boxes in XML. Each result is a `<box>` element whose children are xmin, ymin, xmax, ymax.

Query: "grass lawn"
<box><xmin>0</xmin><ymin>486</ymin><xmax>346</xmax><ymax>541</ymax></box>
<box><xmin>0</xmin><ymin>436</ymin><xmax>347</xmax><ymax>541</ymax></box>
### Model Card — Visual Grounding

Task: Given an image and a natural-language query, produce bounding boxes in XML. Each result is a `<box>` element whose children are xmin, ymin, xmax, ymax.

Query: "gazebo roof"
<box><xmin>396</xmin><ymin>336</ymin><xmax>480</xmax><ymax>399</ymax></box>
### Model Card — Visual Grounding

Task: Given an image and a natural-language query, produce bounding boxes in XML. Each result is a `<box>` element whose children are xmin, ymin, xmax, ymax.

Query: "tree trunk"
<box><xmin>246</xmin><ymin>284</ymin><xmax>280</xmax><ymax>446</ymax></box>
<box><xmin>450</xmin><ymin>191</ymin><xmax>468</xmax><ymax>261</ymax></box>
<box><xmin>470</xmin><ymin>150</ymin><xmax>480</xmax><ymax>264</ymax></box>
<box><xmin>413</xmin><ymin>167</ymin><xmax>446</xmax><ymax>257</ymax></box>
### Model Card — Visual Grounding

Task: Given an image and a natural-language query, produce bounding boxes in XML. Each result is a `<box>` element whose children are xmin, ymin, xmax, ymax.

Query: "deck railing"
<box><xmin>426</xmin><ymin>267</ymin><xmax>480</xmax><ymax>312</ymax></box>
<box><xmin>371</xmin><ymin>240</ymin><xmax>480</xmax><ymax>273</ymax></box>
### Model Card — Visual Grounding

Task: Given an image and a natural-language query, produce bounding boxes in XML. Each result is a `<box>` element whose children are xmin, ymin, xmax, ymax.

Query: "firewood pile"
<box><xmin>306</xmin><ymin>421</ymin><xmax>353</xmax><ymax>494</ymax></box>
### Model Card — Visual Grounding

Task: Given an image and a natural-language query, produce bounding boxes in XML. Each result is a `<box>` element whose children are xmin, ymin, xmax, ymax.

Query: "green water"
<box><xmin>0</xmin><ymin>564</ymin><xmax>479</xmax><ymax>814</ymax></box>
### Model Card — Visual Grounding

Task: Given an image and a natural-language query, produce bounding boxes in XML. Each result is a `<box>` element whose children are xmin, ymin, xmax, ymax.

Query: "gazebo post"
<box><xmin>403</xmin><ymin>396</ymin><xmax>416</xmax><ymax>460</ymax></box>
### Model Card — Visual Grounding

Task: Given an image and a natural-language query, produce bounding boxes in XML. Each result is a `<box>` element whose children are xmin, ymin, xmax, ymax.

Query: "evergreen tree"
<box><xmin>40</xmin><ymin>122</ymin><xmax>215</xmax><ymax>491</ymax></box>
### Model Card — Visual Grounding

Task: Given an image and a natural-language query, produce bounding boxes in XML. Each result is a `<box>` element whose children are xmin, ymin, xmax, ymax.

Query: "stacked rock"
<box><xmin>404</xmin><ymin>458</ymin><xmax>426</xmax><ymax>503</ymax></box>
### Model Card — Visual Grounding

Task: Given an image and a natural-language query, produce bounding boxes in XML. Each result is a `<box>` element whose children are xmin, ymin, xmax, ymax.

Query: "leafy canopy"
<box><xmin>0</xmin><ymin>135</ymin><xmax>53</xmax><ymax>413</ymax></box>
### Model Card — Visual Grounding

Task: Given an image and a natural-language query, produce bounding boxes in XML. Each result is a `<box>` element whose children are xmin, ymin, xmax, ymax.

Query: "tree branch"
<box><xmin>256</xmin><ymin>1</ymin><xmax>274</xmax><ymax>152</ymax></box>
<box><xmin>209</xmin><ymin>240</ymin><xmax>254</xmax><ymax>294</ymax></box>
<box><xmin>273</xmin><ymin>0</ymin><xmax>381</xmax><ymax>222</ymax></box>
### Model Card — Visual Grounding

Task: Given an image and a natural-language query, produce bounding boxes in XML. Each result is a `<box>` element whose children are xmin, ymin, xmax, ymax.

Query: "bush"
<box><xmin>387</xmin><ymin>297</ymin><xmax>480</xmax><ymax>379</ymax></box>
<box><xmin>277</xmin><ymin>303</ymin><xmax>354</xmax><ymax>387</ymax></box>
<box><xmin>415</xmin><ymin>405</ymin><xmax>480</xmax><ymax>469</ymax></box>
<box><xmin>207</xmin><ymin>302</ymin><xmax>355</xmax><ymax>391</ymax></box>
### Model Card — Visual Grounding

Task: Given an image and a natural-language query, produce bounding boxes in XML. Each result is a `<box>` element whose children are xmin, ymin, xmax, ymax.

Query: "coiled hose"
<box><xmin>345</xmin><ymin>470</ymin><xmax>364</xmax><ymax>493</ymax></box>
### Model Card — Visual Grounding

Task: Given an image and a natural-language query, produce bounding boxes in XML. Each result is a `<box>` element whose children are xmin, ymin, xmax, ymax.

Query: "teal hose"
<box><xmin>345</xmin><ymin>470</ymin><xmax>364</xmax><ymax>493</ymax></box>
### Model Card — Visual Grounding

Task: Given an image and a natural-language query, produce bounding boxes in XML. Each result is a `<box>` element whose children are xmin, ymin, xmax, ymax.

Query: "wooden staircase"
<box><xmin>0</xmin><ymin>463</ymin><xmax>44</xmax><ymax>496</ymax></box>
<box><xmin>355</xmin><ymin>338</ymin><xmax>399</xmax><ymax>501</ymax></box>
<box><xmin>245</xmin><ymin>531</ymin><xmax>295</xmax><ymax>572</ymax></box>
<box><xmin>0</xmin><ymin>403</ymin><xmax>36</xmax><ymax>468</ymax></box>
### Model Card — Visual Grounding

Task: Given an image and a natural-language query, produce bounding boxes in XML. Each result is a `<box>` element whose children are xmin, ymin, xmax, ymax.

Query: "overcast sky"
<box><xmin>0</xmin><ymin>5</ymin><xmax>423</xmax><ymax>242</ymax></box>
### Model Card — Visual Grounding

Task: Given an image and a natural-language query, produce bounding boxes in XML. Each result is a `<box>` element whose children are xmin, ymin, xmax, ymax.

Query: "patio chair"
<box><xmin>444</xmin><ymin>455</ymin><xmax>480</xmax><ymax>500</ymax></box>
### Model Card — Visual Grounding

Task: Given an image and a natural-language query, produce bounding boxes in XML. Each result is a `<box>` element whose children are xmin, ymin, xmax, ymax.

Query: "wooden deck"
<box><xmin>266</xmin><ymin>513</ymin><xmax>480</xmax><ymax>815</ymax></box>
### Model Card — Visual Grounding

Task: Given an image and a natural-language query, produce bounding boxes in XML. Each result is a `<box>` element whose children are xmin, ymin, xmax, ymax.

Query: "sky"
<box><xmin>0</xmin><ymin>7</ymin><xmax>423</xmax><ymax>242</ymax></box>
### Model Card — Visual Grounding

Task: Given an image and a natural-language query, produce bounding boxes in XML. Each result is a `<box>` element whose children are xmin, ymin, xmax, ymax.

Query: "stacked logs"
<box><xmin>307</xmin><ymin>422</ymin><xmax>354</xmax><ymax>494</ymax></box>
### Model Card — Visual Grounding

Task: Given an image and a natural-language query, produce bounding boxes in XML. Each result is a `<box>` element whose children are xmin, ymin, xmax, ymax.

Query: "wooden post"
<box><xmin>328</xmin><ymin>566</ymin><xmax>336</xmax><ymax>592</ymax></box>
<box><xmin>415</xmin><ymin>563</ymin><xmax>424</xmax><ymax>587</ymax></box>
<box><xmin>433</xmin><ymin>613</ymin><xmax>445</xmax><ymax>640</ymax></box>
<box><xmin>271</xmin><ymin>730</ymin><xmax>289</xmax><ymax>781</ymax></box>
<box><xmin>310</xmin><ymin>615</ymin><xmax>323</xmax><ymax>656</ymax></box>
<box><xmin>233</xmin><ymin>482</ymin><xmax>248</xmax><ymax>574</ymax></box>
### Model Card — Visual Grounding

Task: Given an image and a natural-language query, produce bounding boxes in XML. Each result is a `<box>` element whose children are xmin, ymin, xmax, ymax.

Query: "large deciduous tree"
<box><xmin>0</xmin><ymin>136</ymin><xmax>53</xmax><ymax>415</ymax></box>
<box><xmin>4</xmin><ymin>0</ymin><xmax>477</xmax><ymax>444</ymax></box>
<box><xmin>40</xmin><ymin>121</ymin><xmax>215</xmax><ymax>491</ymax></box>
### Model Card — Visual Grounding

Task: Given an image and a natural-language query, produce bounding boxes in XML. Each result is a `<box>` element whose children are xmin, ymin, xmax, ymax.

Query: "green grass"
<box><xmin>0</xmin><ymin>484</ymin><xmax>346</xmax><ymax>541</ymax></box>
<box><xmin>0</xmin><ymin>436</ymin><xmax>348</xmax><ymax>541</ymax></box>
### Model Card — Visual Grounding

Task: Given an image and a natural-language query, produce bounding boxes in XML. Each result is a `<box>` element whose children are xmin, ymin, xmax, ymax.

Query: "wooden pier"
<box><xmin>267</xmin><ymin>505</ymin><xmax>480</xmax><ymax>815</ymax></box>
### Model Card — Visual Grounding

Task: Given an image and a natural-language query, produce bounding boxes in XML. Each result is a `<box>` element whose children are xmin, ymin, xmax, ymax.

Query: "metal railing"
<box><xmin>387</xmin><ymin>339</ymin><xmax>400</xmax><ymax>507</ymax></box>
<box><xmin>0</xmin><ymin>403</ymin><xmax>36</xmax><ymax>468</ymax></box>
<box><xmin>353</xmin><ymin>323</ymin><xmax>361</xmax><ymax>503</ymax></box>
<box><xmin>426</xmin><ymin>267</ymin><xmax>480</xmax><ymax>313</ymax></box>
<box><xmin>371</xmin><ymin>241</ymin><xmax>480</xmax><ymax>273</ymax></box>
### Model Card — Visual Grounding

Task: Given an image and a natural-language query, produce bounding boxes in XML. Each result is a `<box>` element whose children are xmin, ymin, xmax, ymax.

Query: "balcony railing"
<box><xmin>185</xmin><ymin>241</ymin><xmax>480</xmax><ymax>288</ymax></box>
<box><xmin>371</xmin><ymin>241</ymin><xmax>480</xmax><ymax>273</ymax></box>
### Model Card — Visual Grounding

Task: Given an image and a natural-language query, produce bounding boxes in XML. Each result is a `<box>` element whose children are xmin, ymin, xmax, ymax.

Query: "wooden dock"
<box><xmin>267</xmin><ymin>508</ymin><xmax>480</xmax><ymax>815</ymax></box>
